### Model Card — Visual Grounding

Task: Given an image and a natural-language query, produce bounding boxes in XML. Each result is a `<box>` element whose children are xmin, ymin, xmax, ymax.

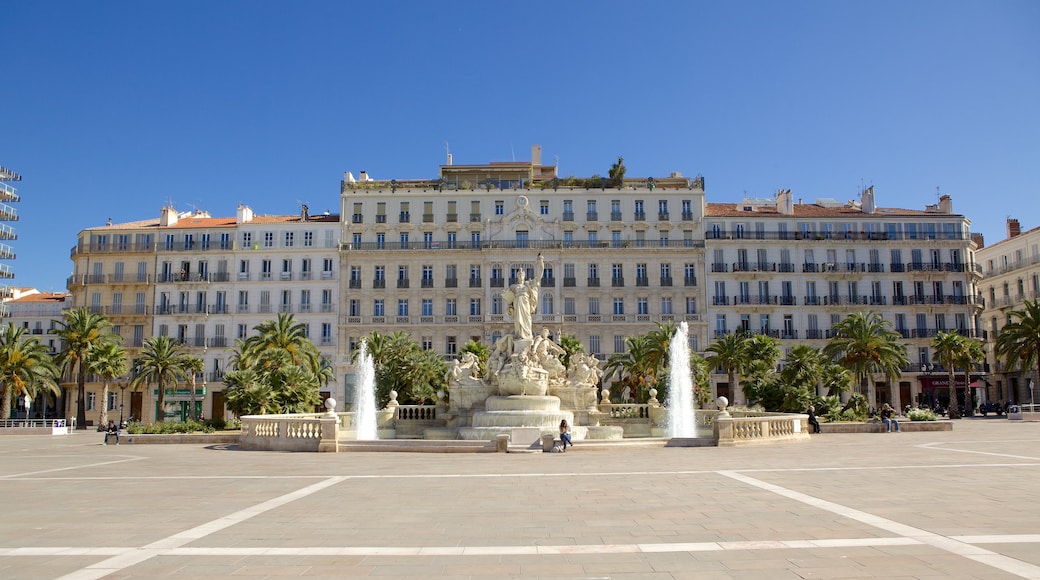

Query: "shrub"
<box><xmin>907</xmin><ymin>407</ymin><xmax>938</xmax><ymax>421</ymax></box>
<box><xmin>124</xmin><ymin>420</ymin><xmax>215</xmax><ymax>434</ymax></box>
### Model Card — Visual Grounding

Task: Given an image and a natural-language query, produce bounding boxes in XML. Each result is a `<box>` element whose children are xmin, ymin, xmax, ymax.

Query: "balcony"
<box><xmin>636</xmin><ymin>276</ymin><xmax>649</xmax><ymax>287</ymax></box>
<box><xmin>562</xmin><ymin>211</ymin><xmax>575</xmax><ymax>221</ymax></box>
<box><xmin>660</xmin><ymin>276</ymin><xmax>672</xmax><ymax>287</ymax></box>
<box><xmin>658</xmin><ymin>212</ymin><xmax>670</xmax><ymax>221</ymax></box>
<box><xmin>586</xmin><ymin>211</ymin><xmax>598</xmax><ymax>221</ymax></box>
<box><xmin>490</xmin><ymin>278</ymin><xmax>504</xmax><ymax>288</ymax></box>
<box><xmin>610</xmin><ymin>211</ymin><xmax>623</xmax><ymax>221</ymax></box>
<box><xmin>375</xmin><ymin>214</ymin><xmax>387</xmax><ymax>223</ymax></box>
<box><xmin>469</xmin><ymin>277</ymin><xmax>482</xmax><ymax>288</ymax></box>
<box><xmin>587</xmin><ymin>277</ymin><xmax>600</xmax><ymax>287</ymax></box>
<box><xmin>399</xmin><ymin>212</ymin><xmax>410</xmax><ymax>223</ymax></box>
<box><xmin>349</xmin><ymin>279</ymin><xmax>361</xmax><ymax>289</ymax></box>
<box><xmin>352</xmin><ymin>214</ymin><xmax>363</xmax><ymax>224</ymax></box>
<box><xmin>611</xmin><ymin>277</ymin><xmax>624</xmax><ymax>287</ymax></box>
<box><xmin>397</xmin><ymin>278</ymin><xmax>409</xmax><ymax>289</ymax></box>
<box><xmin>470</xmin><ymin>213</ymin><xmax>482</xmax><ymax>222</ymax></box>
<box><xmin>711</xmin><ymin>263</ymin><xmax>729</xmax><ymax>273</ymax></box>
<box><xmin>542</xmin><ymin>277</ymin><xmax>555</xmax><ymax>287</ymax></box>
<box><xmin>713</xmin><ymin>296</ymin><xmax>730</xmax><ymax>306</ymax></box>
<box><xmin>421</xmin><ymin>279</ymin><xmax>434</xmax><ymax>288</ymax></box>
<box><xmin>445</xmin><ymin>277</ymin><xmax>458</xmax><ymax>288</ymax></box>
<box><xmin>684</xmin><ymin>276</ymin><xmax>697</xmax><ymax>287</ymax></box>
<box><xmin>563</xmin><ymin>277</ymin><xmax>576</xmax><ymax>287</ymax></box>
<box><xmin>372</xmin><ymin>279</ymin><xmax>386</xmax><ymax>289</ymax></box>
<box><xmin>634</xmin><ymin>211</ymin><xmax>646</xmax><ymax>221</ymax></box>
<box><xmin>446</xmin><ymin>213</ymin><xmax>458</xmax><ymax>222</ymax></box>
<box><xmin>682</xmin><ymin>211</ymin><xmax>694</xmax><ymax>221</ymax></box>
<box><xmin>805</xmin><ymin>329</ymin><xmax>824</xmax><ymax>340</ymax></box>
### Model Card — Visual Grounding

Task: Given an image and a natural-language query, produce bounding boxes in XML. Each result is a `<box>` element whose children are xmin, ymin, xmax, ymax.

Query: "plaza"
<box><xmin>1</xmin><ymin>420</ymin><xmax>1039</xmax><ymax>579</ymax></box>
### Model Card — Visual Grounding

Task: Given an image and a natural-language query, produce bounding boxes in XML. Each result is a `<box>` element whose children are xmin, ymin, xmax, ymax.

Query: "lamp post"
<box><xmin>1030</xmin><ymin>378</ymin><xmax>1035</xmax><ymax>412</ymax></box>
<box><xmin>119</xmin><ymin>382</ymin><xmax>128</xmax><ymax>426</ymax></box>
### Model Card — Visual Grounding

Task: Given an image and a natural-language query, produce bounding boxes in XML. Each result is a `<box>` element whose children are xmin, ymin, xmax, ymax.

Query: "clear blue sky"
<box><xmin>4</xmin><ymin>0</ymin><xmax>1038</xmax><ymax>292</ymax></box>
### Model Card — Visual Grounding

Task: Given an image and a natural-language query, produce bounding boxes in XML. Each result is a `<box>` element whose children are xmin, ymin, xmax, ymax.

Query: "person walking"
<box><xmin>881</xmin><ymin>403</ymin><xmax>901</xmax><ymax>433</ymax></box>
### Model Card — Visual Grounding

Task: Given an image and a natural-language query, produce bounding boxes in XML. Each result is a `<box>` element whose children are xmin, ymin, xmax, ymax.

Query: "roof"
<box><xmin>86</xmin><ymin>214</ymin><xmax>339</xmax><ymax>231</ymax></box>
<box><xmin>705</xmin><ymin>203</ymin><xmax>962</xmax><ymax>219</ymax></box>
<box><xmin>7</xmin><ymin>291</ymin><xmax>70</xmax><ymax>304</ymax></box>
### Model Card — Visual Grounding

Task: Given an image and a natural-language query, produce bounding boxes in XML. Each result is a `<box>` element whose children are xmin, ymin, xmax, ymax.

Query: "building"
<box><xmin>64</xmin><ymin>146</ymin><xmax>991</xmax><ymax>422</ymax></box>
<box><xmin>704</xmin><ymin>188</ymin><xmax>983</xmax><ymax>409</ymax></box>
<box><xmin>0</xmin><ymin>165</ymin><xmax>21</xmax><ymax>313</ymax></box>
<box><xmin>67</xmin><ymin>205</ymin><xmax>341</xmax><ymax>425</ymax></box>
<box><xmin>977</xmin><ymin>218</ymin><xmax>1040</xmax><ymax>405</ymax></box>
<box><xmin>338</xmin><ymin>146</ymin><xmax>709</xmax><ymax>405</ymax></box>
<box><xmin>1</xmin><ymin>288</ymin><xmax>69</xmax><ymax>419</ymax></box>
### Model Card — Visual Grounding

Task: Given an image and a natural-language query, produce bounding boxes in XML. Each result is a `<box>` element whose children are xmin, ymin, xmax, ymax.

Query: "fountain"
<box><xmin>438</xmin><ymin>254</ymin><xmax>622</xmax><ymax>445</ymax></box>
<box><xmin>354</xmin><ymin>339</ymin><xmax>378</xmax><ymax>440</ymax></box>
<box><xmin>668</xmin><ymin>321</ymin><xmax>696</xmax><ymax>438</ymax></box>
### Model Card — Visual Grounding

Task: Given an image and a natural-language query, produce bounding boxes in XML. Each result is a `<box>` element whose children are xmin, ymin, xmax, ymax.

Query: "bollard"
<box><xmin>495</xmin><ymin>433</ymin><xmax>510</xmax><ymax>452</ymax></box>
<box><xmin>541</xmin><ymin>433</ymin><xmax>555</xmax><ymax>452</ymax></box>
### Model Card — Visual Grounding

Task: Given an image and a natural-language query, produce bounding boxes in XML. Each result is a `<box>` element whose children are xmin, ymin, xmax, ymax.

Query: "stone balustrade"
<box><xmin>239</xmin><ymin>413</ymin><xmax>339</xmax><ymax>452</ymax></box>
<box><xmin>714</xmin><ymin>412</ymin><xmax>810</xmax><ymax>447</ymax></box>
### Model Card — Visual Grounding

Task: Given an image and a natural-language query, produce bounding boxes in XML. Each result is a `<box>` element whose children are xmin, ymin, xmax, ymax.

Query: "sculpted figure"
<box><xmin>532</xmin><ymin>327</ymin><xmax>566</xmax><ymax>379</ymax></box>
<box><xmin>501</xmin><ymin>254</ymin><xmax>545</xmax><ymax>341</ymax></box>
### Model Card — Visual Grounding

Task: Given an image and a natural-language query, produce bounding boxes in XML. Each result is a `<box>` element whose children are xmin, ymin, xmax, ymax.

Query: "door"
<box><xmin>130</xmin><ymin>392</ymin><xmax>143</xmax><ymax>422</ymax></box>
<box><xmin>211</xmin><ymin>391</ymin><xmax>225</xmax><ymax>422</ymax></box>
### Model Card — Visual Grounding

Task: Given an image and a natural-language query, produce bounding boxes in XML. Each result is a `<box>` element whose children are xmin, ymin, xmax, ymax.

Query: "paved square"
<box><xmin>1</xmin><ymin>420</ymin><xmax>1038</xmax><ymax>579</ymax></box>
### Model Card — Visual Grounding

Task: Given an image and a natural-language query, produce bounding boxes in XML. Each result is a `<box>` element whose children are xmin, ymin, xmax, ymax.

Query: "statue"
<box><xmin>501</xmin><ymin>254</ymin><xmax>545</xmax><ymax>342</ymax></box>
<box><xmin>447</xmin><ymin>352</ymin><xmax>481</xmax><ymax>383</ymax></box>
<box><xmin>532</xmin><ymin>327</ymin><xmax>566</xmax><ymax>381</ymax></box>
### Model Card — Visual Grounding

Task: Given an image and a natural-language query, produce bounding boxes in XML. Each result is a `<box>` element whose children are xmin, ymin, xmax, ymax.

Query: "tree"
<box><xmin>957</xmin><ymin>339</ymin><xmax>985</xmax><ymax>416</ymax></box>
<box><xmin>355</xmin><ymin>331</ymin><xmax>446</xmax><ymax>406</ymax></box>
<box><xmin>996</xmin><ymin>299</ymin><xmax>1040</xmax><ymax>407</ymax></box>
<box><xmin>821</xmin><ymin>364</ymin><xmax>853</xmax><ymax>397</ymax></box>
<box><xmin>131</xmin><ymin>336</ymin><xmax>193</xmax><ymax>423</ymax></box>
<box><xmin>461</xmin><ymin>339</ymin><xmax>490</xmax><ymax>378</ymax></box>
<box><xmin>823</xmin><ymin>311</ymin><xmax>907</xmax><ymax>408</ymax></box>
<box><xmin>781</xmin><ymin>345</ymin><xmax>825</xmax><ymax>396</ymax></box>
<box><xmin>933</xmin><ymin>332</ymin><xmax>967</xmax><ymax>418</ymax></box>
<box><xmin>706</xmin><ymin>333</ymin><xmax>751</xmax><ymax>404</ymax></box>
<box><xmin>608</xmin><ymin>156</ymin><xmax>626</xmax><ymax>188</ymax></box>
<box><xmin>240</xmin><ymin>313</ymin><xmax>328</xmax><ymax>387</ymax></box>
<box><xmin>0</xmin><ymin>323</ymin><xmax>60</xmax><ymax>420</ymax></box>
<box><xmin>183</xmin><ymin>355</ymin><xmax>205</xmax><ymax>420</ymax></box>
<box><xmin>558</xmin><ymin>335</ymin><xmax>585</xmax><ymax>368</ymax></box>
<box><xmin>86</xmin><ymin>342</ymin><xmax>128</xmax><ymax>427</ymax></box>
<box><xmin>53</xmin><ymin>308</ymin><xmax>118</xmax><ymax>429</ymax></box>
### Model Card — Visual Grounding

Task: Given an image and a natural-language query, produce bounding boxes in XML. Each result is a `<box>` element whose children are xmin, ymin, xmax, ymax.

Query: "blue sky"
<box><xmin>3</xmin><ymin>0</ymin><xmax>1038</xmax><ymax>292</ymax></box>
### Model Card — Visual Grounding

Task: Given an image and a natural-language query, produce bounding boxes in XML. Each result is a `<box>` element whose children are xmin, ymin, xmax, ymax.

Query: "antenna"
<box><xmin>936</xmin><ymin>186</ymin><xmax>941</xmax><ymax>201</ymax></box>
<box><xmin>510</xmin><ymin>142</ymin><xmax>515</xmax><ymax>162</ymax></box>
<box><xmin>444</xmin><ymin>141</ymin><xmax>450</xmax><ymax>163</ymax></box>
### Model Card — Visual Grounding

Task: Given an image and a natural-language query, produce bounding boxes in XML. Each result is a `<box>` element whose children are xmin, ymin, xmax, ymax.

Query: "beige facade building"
<box><xmin>337</xmin><ymin>149</ymin><xmax>709</xmax><ymax>410</ymax></box>
<box><xmin>1</xmin><ymin>289</ymin><xmax>69</xmax><ymax>419</ymax></box>
<box><xmin>977</xmin><ymin>218</ymin><xmax>1040</xmax><ymax>405</ymax></box>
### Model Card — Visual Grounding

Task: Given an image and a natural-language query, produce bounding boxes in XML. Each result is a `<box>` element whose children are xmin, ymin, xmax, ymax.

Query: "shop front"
<box><xmin>918</xmin><ymin>376</ymin><xmax>981</xmax><ymax>411</ymax></box>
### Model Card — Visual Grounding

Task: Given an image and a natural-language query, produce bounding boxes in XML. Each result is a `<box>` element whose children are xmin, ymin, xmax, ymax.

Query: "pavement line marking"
<box><xmin>5</xmin><ymin>533</ymin><xmax>1040</xmax><ymax>559</ymax></box>
<box><xmin>54</xmin><ymin>475</ymin><xmax>347</xmax><ymax>580</ymax></box>
<box><xmin>0</xmin><ymin>456</ymin><xmax>147</xmax><ymax>479</ymax></box>
<box><xmin>718</xmin><ymin>470</ymin><xmax>1040</xmax><ymax>580</ymax></box>
<box><xmin>917</xmin><ymin>441</ymin><xmax>1040</xmax><ymax>461</ymax></box>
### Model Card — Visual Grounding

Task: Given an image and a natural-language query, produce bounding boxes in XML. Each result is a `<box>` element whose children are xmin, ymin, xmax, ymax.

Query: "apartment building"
<box><xmin>704</xmin><ymin>187</ymin><xmax>983</xmax><ymax>409</ymax></box>
<box><xmin>977</xmin><ymin>218</ymin><xmax>1040</xmax><ymax>405</ymax></box>
<box><xmin>338</xmin><ymin>149</ymin><xmax>709</xmax><ymax>391</ymax></box>
<box><xmin>67</xmin><ymin>204</ymin><xmax>341</xmax><ymax>425</ymax></box>
<box><xmin>1</xmin><ymin>289</ymin><xmax>69</xmax><ymax>419</ymax></box>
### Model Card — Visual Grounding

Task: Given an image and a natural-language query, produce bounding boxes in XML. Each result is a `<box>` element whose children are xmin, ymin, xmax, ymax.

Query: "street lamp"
<box><xmin>119</xmin><ymin>382</ymin><xmax>128</xmax><ymax>426</ymax></box>
<box><xmin>1030</xmin><ymin>378</ymin><xmax>1035</xmax><ymax>412</ymax></box>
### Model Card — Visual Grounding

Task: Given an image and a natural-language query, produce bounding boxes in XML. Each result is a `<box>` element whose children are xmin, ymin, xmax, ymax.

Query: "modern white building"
<box><xmin>977</xmin><ymin>218</ymin><xmax>1040</xmax><ymax>406</ymax></box>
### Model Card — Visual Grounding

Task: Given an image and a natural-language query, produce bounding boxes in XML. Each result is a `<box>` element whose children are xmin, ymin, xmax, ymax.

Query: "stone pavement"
<box><xmin>0</xmin><ymin>420</ymin><xmax>1038</xmax><ymax>579</ymax></box>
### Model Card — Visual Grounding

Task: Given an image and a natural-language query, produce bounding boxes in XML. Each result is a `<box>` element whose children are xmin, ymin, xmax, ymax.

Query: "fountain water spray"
<box><xmin>668</xmin><ymin>322</ymin><xmax>696</xmax><ymax>438</ymax></box>
<box><xmin>355</xmin><ymin>339</ymin><xmax>378</xmax><ymax>440</ymax></box>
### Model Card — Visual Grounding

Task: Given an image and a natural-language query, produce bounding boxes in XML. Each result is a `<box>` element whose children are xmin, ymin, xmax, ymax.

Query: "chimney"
<box><xmin>776</xmin><ymin>188</ymin><xmax>794</xmax><ymax>215</ymax></box>
<box><xmin>938</xmin><ymin>194</ymin><xmax>952</xmax><ymax>214</ymax></box>
<box><xmin>531</xmin><ymin>145</ymin><xmax>542</xmax><ymax>167</ymax></box>
<box><xmin>861</xmin><ymin>186</ymin><xmax>876</xmax><ymax>214</ymax></box>
<box><xmin>971</xmin><ymin>232</ymin><xmax>985</xmax><ymax>249</ymax></box>
<box><xmin>236</xmin><ymin>204</ymin><xmax>254</xmax><ymax>224</ymax></box>
<box><xmin>1007</xmin><ymin>218</ymin><xmax>1021</xmax><ymax>239</ymax></box>
<box><xmin>159</xmin><ymin>205</ymin><xmax>178</xmax><ymax>226</ymax></box>
<box><xmin>301</xmin><ymin>204</ymin><xmax>309</xmax><ymax>221</ymax></box>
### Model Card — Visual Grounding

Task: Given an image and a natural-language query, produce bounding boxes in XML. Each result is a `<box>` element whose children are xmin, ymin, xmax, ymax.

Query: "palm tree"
<box><xmin>706</xmin><ymin>333</ymin><xmax>750</xmax><ymax>404</ymax></box>
<box><xmin>957</xmin><ymin>339</ymin><xmax>986</xmax><ymax>416</ymax></box>
<box><xmin>782</xmin><ymin>345</ymin><xmax>825</xmax><ymax>396</ymax></box>
<box><xmin>53</xmin><ymin>308</ymin><xmax>117</xmax><ymax>429</ymax></box>
<box><xmin>241</xmin><ymin>313</ymin><xmax>327</xmax><ymax>386</ymax></box>
<box><xmin>86</xmin><ymin>342</ymin><xmax>128</xmax><ymax>427</ymax></box>
<box><xmin>821</xmin><ymin>363</ymin><xmax>853</xmax><ymax>398</ymax></box>
<box><xmin>131</xmin><ymin>336</ymin><xmax>193</xmax><ymax>423</ymax></box>
<box><xmin>0</xmin><ymin>323</ymin><xmax>61</xmax><ymax>420</ymax></box>
<box><xmin>823</xmin><ymin>311</ymin><xmax>907</xmax><ymax>408</ymax></box>
<box><xmin>996</xmin><ymin>300</ymin><xmax>1040</xmax><ymax>408</ymax></box>
<box><xmin>183</xmin><ymin>356</ymin><xmax>204</xmax><ymax>420</ymax></box>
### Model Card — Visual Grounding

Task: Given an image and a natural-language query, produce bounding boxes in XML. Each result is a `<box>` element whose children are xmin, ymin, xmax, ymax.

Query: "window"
<box><xmin>638</xmin><ymin>298</ymin><xmax>649</xmax><ymax>315</ymax></box>
<box><xmin>284</xmin><ymin>232</ymin><xmax>294</xmax><ymax>247</ymax></box>
<box><xmin>446</xmin><ymin>299</ymin><xmax>457</xmax><ymax>316</ymax></box>
<box><xmin>613</xmin><ymin>298</ymin><xmax>624</xmax><ymax>315</ymax></box>
<box><xmin>470</xmin><ymin>298</ymin><xmax>481</xmax><ymax>316</ymax></box>
<box><xmin>304</xmin><ymin>231</ymin><xmax>313</xmax><ymax>247</ymax></box>
<box><xmin>422</xmin><ymin>299</ymin><xmax>433</xmax><ymax>316</ymax></box>
<box><xmin>374</xmin><ymin>300</ymin><xmax>384</xmax><ymax>317</ymax></box>
<box><xmin>398</xmin><ymin>299</ymin><xmax>409</xmax><ymax>316</ymax></box>
<box><xmin>495</xmin><ymin>200</ymin><xmax>504</xmax><ymax>215</ymax></box>
<box><xmin>349</xmin><ymin>299</ymin><xmax>360</xmax><ymax>317</ymax></box>
<box><xmin>686</xmin><ymin>297</ymin><xmax>697</xmax><ymax>314</ymax></box>
<box><xmin>588</xmin><ymin>297</ymin><xmax>600</xmax><ymax>315</ymax></box>
<box><xmin>661</xmin><ymin>297</ymin><xmax>672</xmax><ymax>315</ymax></box>
<box><xmin>540</xmin><ymin>200</ymin><xmax>549</xmax><ymax>215</ymax></box>
<box><xmin>589</xmin><ymin>335</ymin><xmax>601</xmax><ymax>355</ymax></box>
<box><xmin>263</xmin><ymin>232</ymin><xmax>274</xmax><ymax>247</ymax></box>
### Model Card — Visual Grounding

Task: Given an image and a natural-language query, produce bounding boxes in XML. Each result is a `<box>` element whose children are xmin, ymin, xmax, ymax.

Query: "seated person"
<box><xmin>880</xmin><ymin>403</ymin><xmax>900</xmax><ymax>433</ymax></box>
